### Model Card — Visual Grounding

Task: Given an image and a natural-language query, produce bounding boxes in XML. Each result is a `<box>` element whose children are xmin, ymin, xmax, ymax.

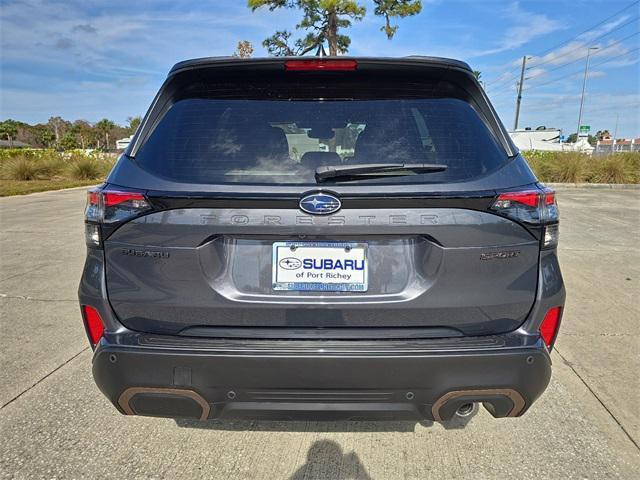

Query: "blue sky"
<box><xmin>1</xmin><ymin>0</ymin><xmax>638</xmax><ymax>137</ymax></box>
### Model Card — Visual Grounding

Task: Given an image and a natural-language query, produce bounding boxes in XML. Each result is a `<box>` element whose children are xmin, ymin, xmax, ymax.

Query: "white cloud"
<box><xmin>0</xmin><ymin>0</ymin><xmax>295</xmax><ymax>123</ymax></box>
<box><xmin>472</xmin><ymin>2</ymin><xmax>563</xmax><ymax>57</ymax></box>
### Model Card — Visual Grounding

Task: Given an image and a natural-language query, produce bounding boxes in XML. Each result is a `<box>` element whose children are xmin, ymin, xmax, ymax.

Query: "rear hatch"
<box><xmin>102</xmin><ymin>57</ymin><xmax>541</xmax><ymax>338</ymax></box>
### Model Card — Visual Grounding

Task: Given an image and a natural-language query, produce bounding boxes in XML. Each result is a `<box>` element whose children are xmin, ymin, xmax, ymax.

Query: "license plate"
<box><xmin>272</xmin><ymin>241</ymin><xmax>368</xmax><ymax>292</ymax></box>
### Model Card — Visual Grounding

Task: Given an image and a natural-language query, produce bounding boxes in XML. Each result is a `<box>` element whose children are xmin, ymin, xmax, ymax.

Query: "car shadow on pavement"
<box><xmin>173</xmin><ymin>406</ymin><xmax>477</xmax><ymax>432</ymax></box>
<box><xmin>288</xmin><ymin>440</ymin><xmax>372</xmax><ymax>480</ymax></box>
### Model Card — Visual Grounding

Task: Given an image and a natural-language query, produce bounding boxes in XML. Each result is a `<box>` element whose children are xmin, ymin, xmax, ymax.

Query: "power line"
<box><xmin>485</xmin><ymin>72</ymin><xmax>520</xmax><ymax>91</ymax></box>
<box><xmin>526</xmin><ymin>15</ymin><xmax>639</xmax><ymax>70</ymax></box>
<box><xmin>525</xmin><ymin>31</ymin><xmax>640</xmax><ymax>83</ymax></box>
<box><xmin>484</xmin><ymin>0</ymin><xmax>639</xmax><ymax>88</ymax></box>
<box><xmin>533</xmin><ymin>0</ymin><xmax>639</xmax><ymax>57</ymax></box>
<box><xmin>486</xmin><ymin>31</ymin><xmax>639</xmax><ymax>95</ymax></box>
<box><xmin>523</xmin><ymin>47</ymin><xmax>640</xmax><ymax>92</ymax></box>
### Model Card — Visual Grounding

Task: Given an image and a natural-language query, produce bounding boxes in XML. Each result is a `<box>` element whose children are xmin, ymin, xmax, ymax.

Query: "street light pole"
<box><xmin>576</xmin><ymin>46</ymin><xmax>599</xmax><ymax>141</ymax></box>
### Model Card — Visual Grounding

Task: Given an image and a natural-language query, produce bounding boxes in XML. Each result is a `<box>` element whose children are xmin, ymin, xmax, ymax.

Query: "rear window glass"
<box><xmin>135</xmin><ymin>98</ymin><xmax>508</xmax><ymax>185</ymax></box>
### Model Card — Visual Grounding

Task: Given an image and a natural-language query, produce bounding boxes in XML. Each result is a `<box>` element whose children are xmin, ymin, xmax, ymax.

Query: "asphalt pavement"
<box><xmin>0</xmin><ymin>186</ymin><xmax>638</xmax><ymax>479</ymax></box>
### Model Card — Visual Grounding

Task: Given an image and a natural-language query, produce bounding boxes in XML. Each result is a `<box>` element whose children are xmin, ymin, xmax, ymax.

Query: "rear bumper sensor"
<box><xmin>93</xmin><ymin>332</ymin><xmax>551</xmax><ymax>422</ymax></box>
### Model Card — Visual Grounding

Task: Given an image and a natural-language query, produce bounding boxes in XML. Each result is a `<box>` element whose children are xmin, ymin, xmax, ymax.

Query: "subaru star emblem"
<box><xmin>299</xmin><ymin>193</ymin><xmax>341</xmax><ymax>215</ymax></box>
<box><xmin>279</xmin><ymin>257</ymin><xmax>302</xmax><ymax>270</ymax></box>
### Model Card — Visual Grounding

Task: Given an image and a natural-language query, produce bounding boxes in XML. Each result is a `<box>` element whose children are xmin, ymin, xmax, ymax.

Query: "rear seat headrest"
<box><xmin>300</xmin><ymin>151</ymin><xmax>341</xmax><ymax>167</ymax></box>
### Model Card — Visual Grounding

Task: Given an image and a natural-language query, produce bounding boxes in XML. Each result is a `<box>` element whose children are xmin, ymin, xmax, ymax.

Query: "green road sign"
<box><xmin>579</xmin><ymin>125</ymin><xmax>590</xmax><ymax>133</ymax></box>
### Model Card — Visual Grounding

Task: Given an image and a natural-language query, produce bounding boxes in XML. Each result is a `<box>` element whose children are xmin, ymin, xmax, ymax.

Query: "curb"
<box><xmin>546</xmin><ymin>183</ymin><xmax>640</xmax><ymax>190</ymax></box>
<box><xmin>0</xmin><ymin>185</ymin><xmax>97</xmax><ymax>200</ymax></box>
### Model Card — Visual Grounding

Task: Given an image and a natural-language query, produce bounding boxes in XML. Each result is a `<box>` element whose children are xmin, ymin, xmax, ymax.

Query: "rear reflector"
<box><xmin>540</xmin><ymin>306</ymin><xmax>562</xmax><ymax>349</ymax></box>
<box><xmin>82</xmin><ymin>305</ymin><xmax>105</xmax><ymax>347</ymax></box>
<box><xmin>284</xmin><ymin>59</ymin><xmax>358</xmax><ymax>71</ymax></box>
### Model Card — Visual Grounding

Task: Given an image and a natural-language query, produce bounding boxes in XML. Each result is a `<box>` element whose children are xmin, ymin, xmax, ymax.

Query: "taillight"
<box><xmin>491</xmin><ymin>186</ymin><xmax>559</xmax><ymax>249</ymax></box>
<box><xmin>540</xmin><ymin>306</ymin><xmax>562</xmax><ymax>350</ymax></box>
<box><xmin>84</xmin><ymin>187</ymin><xmax>151</xmax><ymax>247</ymax></box>
<box><xmin>81</xmin><ymin>305</ymin><xmax>105</xmax><ymax>347</ymax></box>
<box><xmin>284</xmin><ymin>59</ymin><xmax>358</xmax><ymax>71</ymax></box>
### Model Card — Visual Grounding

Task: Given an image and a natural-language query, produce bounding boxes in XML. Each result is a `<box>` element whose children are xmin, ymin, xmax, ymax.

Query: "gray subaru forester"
<box><xmin>78</xmin><ymin>56</ymin><xmax>565</xmax><ymax>422</ymax></box>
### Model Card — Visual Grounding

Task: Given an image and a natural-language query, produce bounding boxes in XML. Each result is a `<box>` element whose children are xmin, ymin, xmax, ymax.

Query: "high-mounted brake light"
<box><xmin>491</xmin><ymin>186</ymin><xmax>559</xmax><ymax>249</ymax></box>
<box><xmin>84</xmin><ymin>187</ymin><xmax>151</xmax><ymax>247</ymax></box>
<box><xmin>81</xmin><ymin>305</ymin><xmax>105</xmax><ymax>347</ymax></box>
<box><xmin>540</xmin><ymin>306</ymin><xmax>562</xmax><ymax>349</ymax></box>
<box><xmin>284</xmin><ymin>59</ymin><xmax>358</xmax><ymax>71</ymax></box>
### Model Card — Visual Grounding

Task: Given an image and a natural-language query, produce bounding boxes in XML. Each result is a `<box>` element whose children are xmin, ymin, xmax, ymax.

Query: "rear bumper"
<box><xmin>92</xmin><ymin>332</ymin><xmax>552</xmax><ymax>422</ymax></box>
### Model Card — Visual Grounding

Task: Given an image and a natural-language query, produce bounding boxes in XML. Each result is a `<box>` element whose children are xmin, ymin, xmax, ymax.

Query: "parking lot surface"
<box><xmin>1</xmin><ymin>186</ymin><xmax>638</xmax><ymax>479</ymax></box>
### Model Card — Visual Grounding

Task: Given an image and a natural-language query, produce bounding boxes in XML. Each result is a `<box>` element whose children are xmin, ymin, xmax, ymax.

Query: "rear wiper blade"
<box><xmin>315</xmin><ymin>163</ymin><xmax>448</xmax><ymax>182</ymax></box>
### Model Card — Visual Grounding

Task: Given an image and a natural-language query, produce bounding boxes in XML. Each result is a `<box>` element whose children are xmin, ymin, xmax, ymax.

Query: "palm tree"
<box><xmin>95</xmin><ymin>119</ymin><xmax>116</xmax><ymax>150</ymax></box>
<box><xmin>473</xmin><ymin>70</ymin><xmax>484</xmax><ymax>88</ymax></box>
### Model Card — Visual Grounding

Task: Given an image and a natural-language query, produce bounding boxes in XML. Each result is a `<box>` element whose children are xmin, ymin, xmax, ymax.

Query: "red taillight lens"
<box><xmin>540</xmin><ymin>306</ymin><xmax>562</xmax><ymax>349</ymax></box>
<box><xmin>493</xmin><ymin>190</ymin><xmax>540</xmax><ymax>208</ymax></box>
<box><xmin>82</xmin><ymin>305</ymin><xmax>105</xmax><ymax>347</ymax></box>
<box><xmin>85</xmin><ymin>188</ymin><xmax>101</xmax><ymax>221</ymax></box>
<box><xmin>84</xmin><ymin>188</ymin><xmax>151</xmax><ymax>247</ymax></box>
<box><xmin>284</xmin><ymin>59</ymin><xmax>358</xmax><ymax>71</ymax></box>
<box><xmin>88</xmin><ymin>190</ymin><xmax>100</xmax><ymax>206</ymax></box>
<box><xmin>543</xmin><ymin>190</ymin><xmax>555</xmax><ymax>205</ymax></box>
<box><xmin>103</xmin><ymin>191</ymin><xmax>147</xmax><ymax>207</ymax></box>
<box><xmin>491</xmin><ymin>186</ymin><xmax>559</xmax><ymax>248</ymax></box>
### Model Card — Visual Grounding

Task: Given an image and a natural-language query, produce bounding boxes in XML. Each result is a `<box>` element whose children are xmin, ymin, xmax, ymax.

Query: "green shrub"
<box><xmin>0</xmin><ymin>148</ymin><xmax>52</xmax><ymax>162</ymax></box>
<box><xmin>589</xmin><ymin>155</ymin><xmax>638</xmax><ymax>184</ymax></box>
<box><xmin>38</xmin><ymin>154</ymin><xmax>66</xmax><ymax>178</ymax></box>
<box><xmin>552</xmin><ymin>153</ymin><xmax>585</xmax><ymax>183</ymax></box>
<box><xmin>68</xmin><ymin>156</ymin><xmax>102</xmax><ymax>180</ymax></box>
<box><xmin>523</xmin><ymin>151</ymin><xmax>639</xmax><ymax>184</ymax></box>
<box><xmin>5</xmin><ymin>156</ymin><xmax>41</xmax><ymax>180</ymax></box>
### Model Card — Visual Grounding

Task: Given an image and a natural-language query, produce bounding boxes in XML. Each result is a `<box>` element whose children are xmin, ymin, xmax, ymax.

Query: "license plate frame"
<box><xmin>272</xmin><ymin>241</ymin><xmax>368</xmax><ymax>292</ymax></box>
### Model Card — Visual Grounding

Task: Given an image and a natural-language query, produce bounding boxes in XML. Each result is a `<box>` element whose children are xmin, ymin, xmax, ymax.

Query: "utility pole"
<box><xmin>613</xmin><ymin>113</ymin><xmax>619</xmax><ymax>153</ymax></box>
<box><xmin>513</xmin><ymin>56</ymin><xmax>527</xmax><ymax>130</ymax></box>
<box><xmin>576</xmin><ymin>46</ymin><xmax>599</xmax><ymax>141</ymax></box>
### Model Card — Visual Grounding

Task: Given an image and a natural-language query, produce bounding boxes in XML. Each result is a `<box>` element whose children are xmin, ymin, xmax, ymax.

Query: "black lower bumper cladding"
<box><xmin>92</xmin><ymin>332</ymin><xmax>551</xmax><ymax>422</ymax></box>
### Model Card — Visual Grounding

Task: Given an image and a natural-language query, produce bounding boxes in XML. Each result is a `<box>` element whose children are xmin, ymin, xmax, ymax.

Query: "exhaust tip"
<box><xmin>455</xmin><ymin>402</ymin><xmax>475</xmax><ymax>417</ymax></box>
<box><xmin>118</xmin><ymin>387</ymin><xmax>210</xmax><ymax>420</ymax></box>
<box><xmin>432</xmin><ymin>388</ymin><xmax>526</xmax><ymax>421</ymax></box>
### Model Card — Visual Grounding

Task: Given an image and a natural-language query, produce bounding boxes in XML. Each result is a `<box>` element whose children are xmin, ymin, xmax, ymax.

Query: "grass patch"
<box><xmin>68</xmin><ymin>155</ymin><xmax>104</xmax><ymax>180</ymax></box>
<box><xmin>523</xmin><ymin>151</ymin><xmax>639</xmax><ymax>184</ymax></box>
<box><xmin>0</xmin><ymin>149</ymin><xmax>116</xmax><ymax>196</ymax></box>
<box><xmin>6</xmin><ymin>156</ymin><xmax>42</xmax><ymax>180</ymax></box>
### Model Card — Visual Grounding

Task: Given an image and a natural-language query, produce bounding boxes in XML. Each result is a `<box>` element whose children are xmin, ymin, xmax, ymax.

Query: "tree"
<box><xmin>127</xmin><ymin>116</ymin><xmax>142</xmax><ymax>134</ymax></box>
<box><xmin>567</xmin><ymin>133</ymin><xmax>596</xmax><ymax>145</ymax></box>
<box><xmin>95</xmin><ymin>118</ymin><xmax>116</xmax><ymax>150</ymax></box>
<box><xmin>233</xmin><ymin>40</ymin><xmax>254</xmax><ymax>58</ymax></box>
<box><xmin>595</xmin><ymin>129</ymin><xmax>611</xmax><ymax>140</ymax></box>
<box><xmin>0</xmin><ymin>119</ymin><xmax>18</xmax><ymax>146</ymax></box>
<box><xmin>47</xmin><ymin>116</ymin><xmax>69</xmax><ymax>145</ymax></box>
<box><xmin>39</xmin><ymin>128</ymin><xmax>56</xmax><ymax>147</ymax></box>
<box><xmin>71</xmin><ymin>120</ymin><xmax>93</xmax><ymax>149</ymax></box>
<box><xmin>373</xmin><ymin>0</ymin><xmax>422</xmax><ymax>39</ymax></box>
<box><xmin>248</xmin><ymin>0</ymin><xmax>422</xmax><ymax>56</ymax></box>
<box><xmin>60</xmin><ymin>131</ymin><xmax>79</xmax><ymax>150</ymax></box>
<box><xmin>473</xmin><ymin>70</ymin><xmax>484</xmax><ymax>88</ymax></box>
